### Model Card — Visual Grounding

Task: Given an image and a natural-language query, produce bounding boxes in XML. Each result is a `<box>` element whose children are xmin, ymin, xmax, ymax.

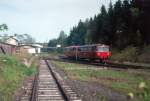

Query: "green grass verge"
<box><xmin>0</xmin><ymin>54</ymin><xmax>37</xmax><ymax>101</ymax></box>
<box><xmin>51</xmin><ymin>61</ymin><xmax>150</xmax><ymax>100</ymax></box>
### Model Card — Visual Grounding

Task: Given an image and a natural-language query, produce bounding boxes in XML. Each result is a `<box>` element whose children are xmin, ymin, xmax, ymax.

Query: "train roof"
<box><xmin>65</xmin><ymin>44</ymin><xmax>109</xmax><ymax>48</ymax></box>
<box><xmin>65</xmin><ymin>45</ymin><xmax>79</xmax><ymax>48</ymax></box>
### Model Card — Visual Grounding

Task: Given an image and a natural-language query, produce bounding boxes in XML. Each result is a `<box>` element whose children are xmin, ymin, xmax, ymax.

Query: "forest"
<box><xmin>48</xmin><ymin>0</ymin><xmax>150</xmax><ymax>50</ymax></box>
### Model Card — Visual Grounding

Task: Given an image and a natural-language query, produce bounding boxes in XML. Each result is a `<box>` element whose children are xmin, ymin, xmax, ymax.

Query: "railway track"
<box><xmin>19</xmin><ymin>59</ymin><xmax>81</xmax><ymax>101</ymax></box>
<box><xmin>36</xmin><ymin>60</ymin><xmax>66</xmax><ymax>101</ymax></box>
<box><xmin>46</xmin><ymin>57</ymin><xmax>150</xmax><ymax>70</ymax></box>
<box><xmin>18</xmin><ymin>77</ymin><xmax>34</xmax><ymax>101</ymax></box>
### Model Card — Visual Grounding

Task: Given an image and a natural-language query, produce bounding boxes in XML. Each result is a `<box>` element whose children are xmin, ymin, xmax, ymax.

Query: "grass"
<box><xmin>51</xmin><ymin>60</ymin><xmax>150</xmax><ymax>100</ymax></box>
<box><xmin>0</xmin><ymin>54</ymin><xmax>37</xmax><ymax>101</ymax></box>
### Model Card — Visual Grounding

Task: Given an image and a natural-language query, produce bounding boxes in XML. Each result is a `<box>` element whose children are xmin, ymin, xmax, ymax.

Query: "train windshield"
<box><xmin>97</xmin><ymin>47</ymin><xmax>109</xmax><ymax>52</ymax></box>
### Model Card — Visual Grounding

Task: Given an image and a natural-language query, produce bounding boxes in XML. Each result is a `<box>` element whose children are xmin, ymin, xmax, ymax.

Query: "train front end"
<box><xmin>95</xmin><ymin>45</ymin><xmax>111</xmax><ymax>61</ymax></box>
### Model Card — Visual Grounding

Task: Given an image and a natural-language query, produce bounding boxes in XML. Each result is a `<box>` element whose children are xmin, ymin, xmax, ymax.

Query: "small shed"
<box><xmin>19</xmin><ymin>44</ymin><xmax>43</xmax><ymax>54</ymax></box>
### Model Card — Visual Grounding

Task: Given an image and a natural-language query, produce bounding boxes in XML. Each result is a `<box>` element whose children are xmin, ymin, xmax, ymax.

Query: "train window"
<box><xmin>81</xmin><ymin>47</ymin><xmax>84</xmax><ymax>51</ymax></box>
<box><xmin>97</xmin><ymin>47</ymin><xmax>109</xmax><ymax>52</ymax></box>
<box><xmin>82</xmin><ymin>47</ymin><xmax>85</xmax><ymax>51</ymax></box>
<box><xmin>84</xmin><ymin>47</ymin><xmax>88</xmax><ymax>51</ymax></box>
<box><xmin>103</xmin><ymin>47</ymin><xmax>109</xmax><ymax>52</ymax></box>
<box><xmin>69</xmin><ymin>48</ymin><xmax>72</xmax><ymax>51</ymax></box>
<box><xmin>80</xmin><ymin>47</ymin><xmax>83</xmax><ymax>51</ymax></box>
<box><xmin>65</xmin><ymin>48</ymin><xmax>68</xmax><ymax>51</ymax></box>
<box><xmin>68</xmin><ymin>48</ymin><xmax>71</xmax><ymax>51</ymax></box>
<box><xmin>81</xmin><ymin>47</ymin><xmax>86</xmax><ymax>51</ymax></box>
<box><xmin>92</xmin><ymin>46</ymin><xmax>96</xmax><ymax>51</ymax></box>
<box><xmin>78</xmin><ymin>48</ymin><xmax>81</xmax><ymax>51</ymax></box>
<box><xmin>73</xmin><ymin>48</ymin><xmax>77</xmax><ymax>51</ymax></box>
<box><xmin>83</xmin><ymin>47</ymin><xmax>85</xmax><ymax>51</ymax></box>
<box><xmin>88</xmin><ymin>47</ymin><xmax>92</xmax><ymax>51</ymax></box>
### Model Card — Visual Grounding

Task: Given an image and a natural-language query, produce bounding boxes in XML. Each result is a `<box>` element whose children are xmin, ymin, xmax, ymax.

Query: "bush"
<box><xmin>110</xmin><ymin>46</ymin><xmax>139</xmax><ymax>62</ymax></box>
<box><xmin>138</xmin><ymin>46</ymin><xmax>150</xmax><ymax>63</ymax></box>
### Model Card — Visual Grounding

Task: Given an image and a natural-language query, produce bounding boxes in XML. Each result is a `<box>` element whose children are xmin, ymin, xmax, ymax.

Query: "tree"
<box><xmin>54</xmin><ymin>0</ymin><xmax>150</xmax><ymax>49</ymax></box>
<box><xmin>131</xmin><ymin>0</ymin><xmax>150</xmax><ymax>45</ymax></box>
<box><xmin>57</xmin><ymin>31</ymin><xmax>67</xmax><ymax>47</ymax></box>
<box><xmin>0</xmin><ymin>24</ymin><xmax>8</xmax><ymax>31</ymax></box>
<box><xmin>48</xmin><ymin>39</ymin><xmax>58</xmax><ymax>47</ymax></box>
<box><xmin>67</xmin><ymin>20</ymin><xmax>87</xmax><ymax>45</ymax></box>
<box><xmin>16</xmin><ymin>34</ymin><xmax>35</xmax><ymax>44</ymax></box>
<box><xmin>48</xmin><ymin>30</ymin><xmax>67</xmax><ymax>48</ymax></box>
<box><xmin>107</xmin><ymin>1</ymin><xmax>115</xmax><ymax>45</ymax></box>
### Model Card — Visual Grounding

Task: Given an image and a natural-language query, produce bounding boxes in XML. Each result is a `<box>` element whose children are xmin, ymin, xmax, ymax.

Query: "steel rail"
<box><xmin>30</xmin><ymin>68</ymin><xmax>39</xmax><ymax>101</ymax></box>
<box><xmin>46</xmin><ymin>57</ymin><xmax>150</xmax><ymax>70</ymax></box>
<box><xmin>45</xmin><ymin>59</ymin><xmax>69</xmax><ymax>101</ymax></box>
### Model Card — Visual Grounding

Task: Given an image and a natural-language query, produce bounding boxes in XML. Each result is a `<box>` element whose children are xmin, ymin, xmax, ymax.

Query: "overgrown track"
<box><xmin>19</xmin><ymin>77</ymin><xmax>35</xmax><ymax>101</ymax></box>
<box><xmin>30</xmin><ymin>70</ymin><xmax>38</xmax><ymax>101</ymax></box>
<box><xmin>30</xmin><ymin>60</ymin><xmax>67</xmax><ymax>101</ymax></box>
<box><xmin>24</xmin><ymin>59</ymin><xmax>81</xmax><ymax>101</ymax></box>
<box><xmin>46</xmin><ymin>57</ymin><xmax>150</xmax><ymax>70</ymax></box>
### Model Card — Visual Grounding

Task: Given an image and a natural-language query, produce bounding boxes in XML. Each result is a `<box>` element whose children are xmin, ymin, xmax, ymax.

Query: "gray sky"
<box><xmin>0</xmin><ymin>0</ymin><xmax>116</xmax><ymax>42</ymax></box>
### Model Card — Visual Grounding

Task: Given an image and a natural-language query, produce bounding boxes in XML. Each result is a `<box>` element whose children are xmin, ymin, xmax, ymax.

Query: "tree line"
<box><xmin>48</xmin><ymin>0</ymin><xmax>150</xmax><ymax>49</ymax></box>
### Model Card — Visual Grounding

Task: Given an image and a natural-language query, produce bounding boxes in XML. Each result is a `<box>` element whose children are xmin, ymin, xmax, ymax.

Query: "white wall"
<box><xmin>28</xmin><ymin>48</ymin><xmax>36</xmax><ymax>54</ymax></box>
<box><xmin>6</xmin><ymin>38</ymin><xmax>18</xmax><ymax>46</ymax></box>
<box><xmin>37</xmin><ymin>48</ymin><xmax>41</xmax><ymax>53</ymax></box>
<box><xmin>20</xmin><ymin>44</ymin><xmax>42</xmax><ymax>54</ymax></box>
<box><xmin>27</xmin><ymin>48</ymin><xmax>41</xmax><ymax>54</ymax></box>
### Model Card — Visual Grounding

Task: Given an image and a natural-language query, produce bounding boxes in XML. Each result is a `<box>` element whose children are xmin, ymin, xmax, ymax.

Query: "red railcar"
<box><xmin>64</xmin><ymin>44</ymin><xmax>111</xmax><ymax>62</ymax></box>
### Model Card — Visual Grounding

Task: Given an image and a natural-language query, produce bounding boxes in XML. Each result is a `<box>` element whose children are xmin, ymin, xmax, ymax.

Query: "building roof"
<box><xmin>0</xmin><ymin>42</ymin><xmax>17</xmax><ymax>47</ymax></box>
<box><xmin>19</xmin><ymin>43</ymin><xmax>43</xmax><ymax>48</ymax></box>
<box><xmin>6</xmin><ymin>36</ymin><xmax>18</xmax><ymax>41</ymax></box>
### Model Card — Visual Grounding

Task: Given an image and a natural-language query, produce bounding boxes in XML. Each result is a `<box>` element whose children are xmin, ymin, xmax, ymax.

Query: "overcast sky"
<box><xmin>0</xmin><ymin>0</ymin><xmax>116</xmax><ymax>42</ymax></box>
